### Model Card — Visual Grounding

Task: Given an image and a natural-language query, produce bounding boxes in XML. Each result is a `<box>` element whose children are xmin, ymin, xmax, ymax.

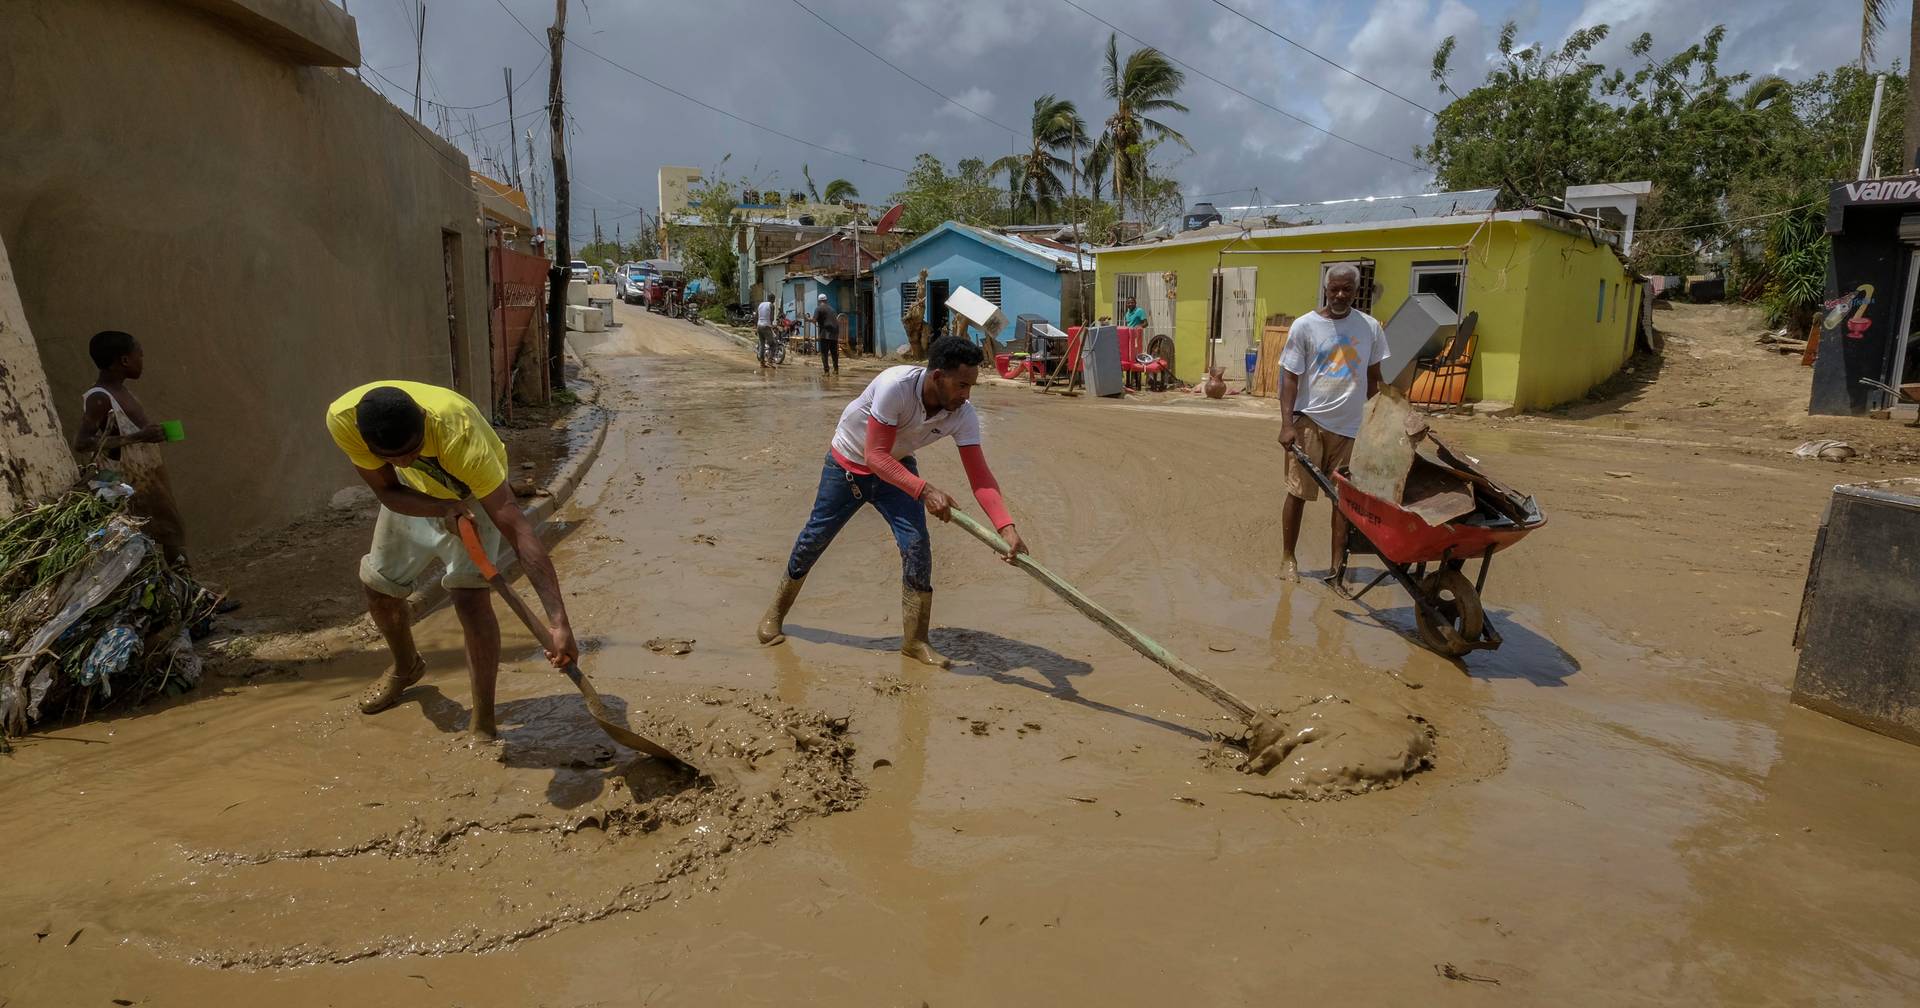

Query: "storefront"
<box><xmin>1812</xmin><ymin>175</ymin><xmax>1920</xmax><ymax>414</ymax></box>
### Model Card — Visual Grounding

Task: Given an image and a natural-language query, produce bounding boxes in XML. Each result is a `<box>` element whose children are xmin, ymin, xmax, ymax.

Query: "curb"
<box><xmin>405</xmin><ymin>356</ymin><xmax>612</xmax><ymax>620</ymax></box>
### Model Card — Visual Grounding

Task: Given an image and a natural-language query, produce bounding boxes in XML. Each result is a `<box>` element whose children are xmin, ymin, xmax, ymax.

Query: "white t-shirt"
<box><xmin>756</xmin><ymin>300</ymin><xmax>774</xmax><ymax>326</ymax></box>
<box><xmin>1278</xmin><ymin>309</ymin><xmax>1388</xmax><ymax>438</ymax></box>
<box><xmin>831</xmin><ymin>365</ymin><xmax>982</xmax><ymax>466</ymax></box>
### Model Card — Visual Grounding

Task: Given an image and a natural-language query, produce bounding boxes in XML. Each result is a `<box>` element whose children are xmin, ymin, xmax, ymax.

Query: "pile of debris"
<box><xmin>0</xmin><ymin>487</ymin><xmax>217</xmax><ymax>745</ymax></box>
<box><xmin>1755</xmin><ymin>327</ymin><xmax>1809</xmax><ymax>356</ymax></box>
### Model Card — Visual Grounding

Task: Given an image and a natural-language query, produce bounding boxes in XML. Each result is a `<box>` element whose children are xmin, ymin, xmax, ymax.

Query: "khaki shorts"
<box><xmin>1284</xmin><ymin>415</ymin><xmax>1353</xmax><ymax>501</ymax></box>
<box><xmin>359</xmin><ymin>504</ymin><xmax>507</xmax><ymax>597</ymax></box>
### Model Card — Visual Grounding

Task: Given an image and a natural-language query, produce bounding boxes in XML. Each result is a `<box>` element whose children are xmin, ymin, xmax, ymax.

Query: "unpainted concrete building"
<box><xmin>0</xmin><ymin>0</ymin><xmax>492</xmax><ymax>549</ymax></box>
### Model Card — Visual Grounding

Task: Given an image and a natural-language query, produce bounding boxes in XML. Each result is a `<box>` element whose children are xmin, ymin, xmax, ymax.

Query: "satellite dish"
<box><xmin>875</xmin><ymin>203</ymin><xmax>906</xmax><ymax>235</ymax></box>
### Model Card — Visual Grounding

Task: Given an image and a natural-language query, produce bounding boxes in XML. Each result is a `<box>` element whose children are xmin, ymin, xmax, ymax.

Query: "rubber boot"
<box><xmin>757</xmin><ymin>574</ymin><xmax>806</xmax><ymax>646</ymax></box>
<box><xmin>900</xmin><ymin>587</ymin><xmax>951</xmax><ymax>668</ymax></box>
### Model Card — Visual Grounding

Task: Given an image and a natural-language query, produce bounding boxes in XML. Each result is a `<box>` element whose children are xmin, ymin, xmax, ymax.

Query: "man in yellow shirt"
<box><xmin>325</xmin><ymin>381</ymin><xmax>579</xmax><ymax>741</ymax></box>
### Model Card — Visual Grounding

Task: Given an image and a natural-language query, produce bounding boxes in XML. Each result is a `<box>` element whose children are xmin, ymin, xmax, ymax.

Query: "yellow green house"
<box><xmin>1092</xmin><ymin>189</ymin><xmax>1642</xmax><ymax>409</ymax></box>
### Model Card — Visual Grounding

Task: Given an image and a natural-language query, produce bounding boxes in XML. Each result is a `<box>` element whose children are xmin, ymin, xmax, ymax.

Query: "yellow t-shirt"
<box><xmin>325</xmin><ymin>381</ymin><xmax>507</xmax><ymax>500</ymax></box>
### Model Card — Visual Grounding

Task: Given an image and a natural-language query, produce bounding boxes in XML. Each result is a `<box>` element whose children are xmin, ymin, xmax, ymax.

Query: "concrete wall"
<box><xmin>0</xmin><ymin>0</ymin><xmax>490</xmax><ymax>549</ymax></box>
<box><xmin>874</xmin><ymin>230</ymin><xmax>1063</xmax><ymax>355</ymax></box>
<box><xmin>1092</xmin><ymin>217</ymin><xmax>1635</xmax><ymax>408</ymax></box>
<box><xmin>0</xmin><ymin>235</ymin><xmax>79</xmax><ymax>516</ymax></box>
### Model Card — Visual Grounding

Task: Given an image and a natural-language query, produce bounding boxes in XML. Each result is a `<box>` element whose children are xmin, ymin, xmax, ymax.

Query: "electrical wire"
<box><xmin>564</xmin><ymin>37</ymin><xmax>912</xmax><ymax>174</ymax></box>
<box><xmin>1592</xmin><ymin>199</ymin><xmax>1824</xmax><ymax>235</ymax></box>
<box><xmin>1206</xmin><ymin>0</ymin><xmax>1439</xmax><ymax>116</ymax></box>
<box><xmin>786</xmin><ymin>0</ymin><xmax>1017</xmax><ymax>136</ymax></box>
<box><xmin>1055</xmin><ymin>0</ymin><xmax>1428</xmax><ymax>172</ymax></box>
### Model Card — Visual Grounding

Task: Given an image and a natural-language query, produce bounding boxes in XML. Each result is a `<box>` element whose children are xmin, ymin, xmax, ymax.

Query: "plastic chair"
<box><xmin>1408</xmin><ymin>311</ymin><xmax>1478</xmax><ymax>408</ymax></box>
<box><xmin>1116</xmin><ymin>325</ymin><xmax>1168</xmax><ymax>390</ymax></box>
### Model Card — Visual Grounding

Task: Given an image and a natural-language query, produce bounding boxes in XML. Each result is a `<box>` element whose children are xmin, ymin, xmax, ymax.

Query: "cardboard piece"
<box><xmin>1347</xmin><ymin>386</ymin><xmax>1421</xmax><ymax>503</ymax></box>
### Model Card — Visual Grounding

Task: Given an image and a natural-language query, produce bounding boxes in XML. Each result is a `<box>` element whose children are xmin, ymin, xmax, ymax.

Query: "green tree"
<box><xmin>887</xmin><ymin>154</ymin><xmax>1005</xmax><ymax>233</ymax></box>
<box><xmin>992</xmin><ymin>94</ymin><xmax>1090</xmax><ymax>222</ymax></box>
<box><xmin>1097</xmin><ymin>33</ymin><xmax>1190</xmax><ymax>223</ymax></box>
<box><xmin>666</xmin><ymin>176</ymin><xmax>743</xmax><ymax>302</ymax></box>
<box><xmin>822</xmin><ymin>178</ymin><xmax>860</xmax><ymax>204</ymax></box>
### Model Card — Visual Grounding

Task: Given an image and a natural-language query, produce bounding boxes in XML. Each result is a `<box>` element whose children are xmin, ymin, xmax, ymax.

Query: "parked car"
<box><xmin>620</xmin><ymin>267</ymin><xmax>653</xmax><ymax>304</ymax></box>
<box><xmin>568</xmin><ymin>259</ymin><xmax>591</xmax><ymax>283</ymax></box>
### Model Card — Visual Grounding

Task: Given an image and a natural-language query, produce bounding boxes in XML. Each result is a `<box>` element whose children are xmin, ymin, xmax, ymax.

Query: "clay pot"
<box><xmin>1203</xmin><ymin>367</ymin><xmax>1228</xmax><ymax>399</ymax></box>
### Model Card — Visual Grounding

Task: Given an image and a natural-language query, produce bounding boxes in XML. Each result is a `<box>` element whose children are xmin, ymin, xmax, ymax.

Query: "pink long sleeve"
<box><xmin>957</xmin><ymin>444</ymin><xmax>1015</xmax><ymax>530</ymax></box>
<box><xmin>854</xmin><ymin>416</ymin><xmax>929</xmax><ymax>498</ymax></box>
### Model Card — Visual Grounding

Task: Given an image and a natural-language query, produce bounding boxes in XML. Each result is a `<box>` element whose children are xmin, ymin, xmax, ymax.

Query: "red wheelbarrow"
<box><xmin>1286</xmin><ymin>437</ymin><xmax>1545</xmax><ymax>657</ymax></box>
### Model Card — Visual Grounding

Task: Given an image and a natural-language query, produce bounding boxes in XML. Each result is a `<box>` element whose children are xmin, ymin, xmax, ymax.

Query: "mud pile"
<box><xmin>156</xmin><ymin>690</ymin><xmax>862</xmax><ymax>969</ymax></box>
<box><xmin>1218</xmin><ymin>693</ymin><xmax>1436</xmax><ymax>799</ymax></box>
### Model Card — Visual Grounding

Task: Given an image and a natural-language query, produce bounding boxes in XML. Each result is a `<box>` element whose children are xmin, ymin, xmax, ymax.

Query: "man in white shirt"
<box><xmin>1276</xmin><ymin>263</ymin><xmax>1388</xmax><ymax>584</ymax></box>
<box><xmin>757</xmin><ymin>336</ymin><xmax>1028</xmax><ymax>667</ymax></box>
<box><xmin>755</xmin><ymin>295</ymin><xmax>778</xmax><ymax>367</ymax></box>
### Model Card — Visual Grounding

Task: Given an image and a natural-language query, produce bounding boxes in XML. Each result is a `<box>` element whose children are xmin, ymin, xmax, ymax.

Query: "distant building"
<box><xmin>872</xmin><ymin>222</ymin><xmax>1090</xmax><ymax>356</ymax></box>
<box><xmin>658</xmin><ymin>166</ymin><xmax>703</xmax><ymax>218</ymax></box>
<box><xmin>1093</xmin><ymin>187</ymin><xmax>1644</xmax><ymax>409</ymax></box>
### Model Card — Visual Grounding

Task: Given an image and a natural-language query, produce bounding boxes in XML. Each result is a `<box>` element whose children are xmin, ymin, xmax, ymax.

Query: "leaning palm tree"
<box><xmin>1098</xmin><ymin>33</ymin><xmax>1190</xmax><ymax>223</ymax></box>
<box><xmin>822</xmin><ymin>178</ymin><xmax>859</xmax><ymax>204</ymax></box>
<box><xmin>992</xmin><ymin>94</ymin><xmax>1089</xmax><ymax>222</ymax></box>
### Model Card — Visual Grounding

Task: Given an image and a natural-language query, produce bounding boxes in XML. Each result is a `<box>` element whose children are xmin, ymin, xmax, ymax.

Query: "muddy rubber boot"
<box><xmin>900</xmin><ymin>587</ymin><xmax>951</xmax><ymax>668</ymax></box>
<box><xmin>757</xmin><ymin>574</ymin><xmax>806</xmax><ymax>646</ymax></box>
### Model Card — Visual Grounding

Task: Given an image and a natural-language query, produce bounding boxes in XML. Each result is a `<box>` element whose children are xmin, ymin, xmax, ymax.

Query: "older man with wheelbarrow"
<box><xmin>757</xmin><ymin>335</ymin><xmax>1028</xmax><ymax>667</ymax></box>
<box><xmin>325</xmin><ymin>381</ymin><xmax>579</xmax><ymax>741</ymax></box>
<box><xmin>1276</xmin><ymin>262</ymin><xmax>1389</xmax><ymax>585</ymax></box>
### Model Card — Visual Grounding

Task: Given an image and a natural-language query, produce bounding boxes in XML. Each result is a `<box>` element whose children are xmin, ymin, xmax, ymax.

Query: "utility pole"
<box><xmin>545</xmin><ymin>0</ymin><xmax>569</xmax><ymax>390</ymax></box>
<box><xmin>593</xmin><ymin>207</ymin><xmax>602</xmax><ymax>254</ymax></box>
<box><xmin>412</xmin><ymin>1</ymin><xmax>426</xmax><ymax>121</ymax></box>
<box><xmin>504</xmin><ymin>66</ymin><xmax>520</xmax><ymax>190</ymax></box>
<box><xmin>526</xmin><ymin>130</ymin><xmax>542</xmax><ymax>229</ymax></box>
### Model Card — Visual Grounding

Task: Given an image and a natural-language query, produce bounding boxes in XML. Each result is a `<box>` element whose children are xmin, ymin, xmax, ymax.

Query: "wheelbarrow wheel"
<box><xmin>1415</xmin><ymin>569</ymin><xmax>1485</xmax><ymax>657</ymax></box>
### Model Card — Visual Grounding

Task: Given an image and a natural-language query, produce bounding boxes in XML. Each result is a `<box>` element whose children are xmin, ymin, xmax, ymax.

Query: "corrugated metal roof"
<box><xmin>951</xmin><ymin>223</ymin><xmax>1089</xmax><ymax>271</ymax></box>
<box><xmin>1223</xmin><ymin>188</ymin><xmax>1498</xmax><ymax>228</ymax></box>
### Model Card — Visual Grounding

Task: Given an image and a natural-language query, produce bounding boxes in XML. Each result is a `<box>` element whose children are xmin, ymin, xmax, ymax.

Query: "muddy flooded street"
<box><xmin>6</xmin><ymin>304</ymin><xmax>1920</xmax><ymax>1005</ymax></box>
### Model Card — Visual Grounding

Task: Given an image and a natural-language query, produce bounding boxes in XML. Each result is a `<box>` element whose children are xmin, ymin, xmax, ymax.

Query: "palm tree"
<box><xmin>1098</xmin><ymin>33</ymin><xmax>1191</xmax><ymax>223</ymax></box>
<box><xmin>822</xmin><ymin>178</ymin><xmax>859</xmax><ymax>204</ymax></box>
<box><xmin>1082</xmin><ymin>141</ymin><xmax>1112</xmax><ymax>202</ymax></box>
<box><xmin>992</xmin><ymin>94</ymin><xmax>1089</xmax><ymax>221</ymax></box>
<box><xmin>1860</xmin><ymin>0</ymin><xmax>1889</xmax><ymax>68</ymax></box>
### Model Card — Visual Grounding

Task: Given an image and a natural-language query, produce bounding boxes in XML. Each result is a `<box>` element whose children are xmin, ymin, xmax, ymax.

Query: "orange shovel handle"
<box><xmin>455</xmin><ymin>514</ymin><xmax>500</xmax><ymax>580</ymax></box>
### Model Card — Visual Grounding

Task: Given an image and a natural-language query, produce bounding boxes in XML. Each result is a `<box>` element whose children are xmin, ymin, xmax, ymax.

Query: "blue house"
<box><xmin>872</xmin><ymin>222</ymin><xmax>1088</xmax><ymax>355</ymax></box>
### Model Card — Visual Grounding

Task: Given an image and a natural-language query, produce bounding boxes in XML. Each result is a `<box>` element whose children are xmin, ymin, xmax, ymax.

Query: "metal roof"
<box><xmin>1221</xmin><ymin>188</ymin><xmax>1499</xmax><ymax>228</ymax></box>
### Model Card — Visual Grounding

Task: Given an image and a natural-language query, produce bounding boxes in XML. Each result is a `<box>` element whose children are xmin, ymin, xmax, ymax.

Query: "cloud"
<box><xmin>351</xmin><ymin>0</ymin><xmax>1912</xmax><ymax>226</ymax></box>
<box><xmin>936</xmin><ymin>86</ymin><xmax>998</xmax><ymax>122</ymax></box>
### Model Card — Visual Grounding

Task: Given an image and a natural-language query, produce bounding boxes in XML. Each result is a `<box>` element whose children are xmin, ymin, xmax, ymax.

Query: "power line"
<box><xmin>786</xmin><ymin>0</ymin><xmax>1017</xmax><ymax>136</ymax></box>
<box><xmin>1206</xmin><ymin>0</ymin><xmax>1439</xmax><ymax>117</ymax></box>
<box><xmin>1055</xmin><ymin>0</ymin><xmax>1428</xmax><ymax>172</ymax></box>
<box><xmin>565</xmin><ymin>37</ymin><xmax>912</xmax><ymax>174</ymax></box>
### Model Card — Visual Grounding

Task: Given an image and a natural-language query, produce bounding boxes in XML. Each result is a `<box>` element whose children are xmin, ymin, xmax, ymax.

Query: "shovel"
<box><xmin>946</xmin><ymin>511</ymin><xmax>1287</xmax><ymax>760</ymax></box>
<box><xmin>454</xmin><ymin>516</ymin><xmax>696</xmax><ymax>771</ymax></box>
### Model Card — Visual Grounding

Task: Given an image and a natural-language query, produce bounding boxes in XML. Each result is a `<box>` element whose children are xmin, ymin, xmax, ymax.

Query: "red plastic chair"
<box><xmin>1117</xmin><ymin>326</ymin><xmax>1168</xmax><ymax>390</ymax></box>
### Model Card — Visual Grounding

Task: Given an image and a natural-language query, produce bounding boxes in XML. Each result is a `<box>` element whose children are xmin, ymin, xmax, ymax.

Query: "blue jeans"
<box><xmin>785</xmin><ymin>453</ymin><xmax>932</xmax><ymax>592</ymax></box>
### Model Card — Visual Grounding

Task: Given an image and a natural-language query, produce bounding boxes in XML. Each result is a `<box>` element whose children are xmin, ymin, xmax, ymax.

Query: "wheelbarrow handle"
<box><xmin>1283</xmin><ymin>440</ymin><xmax>1342</xmax><ymax>500</ymax></box>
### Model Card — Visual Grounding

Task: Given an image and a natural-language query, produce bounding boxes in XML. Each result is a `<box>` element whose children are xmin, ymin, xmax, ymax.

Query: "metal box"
<box><xmin>1792</xmin><ymin>477</ymin><xmax>1920</xmax><ymax>745</ymax></box>
<box><xmin>1080</xmin><ymin>324</ymin><xmax>1124</xmax><ymax>397</ymax></box>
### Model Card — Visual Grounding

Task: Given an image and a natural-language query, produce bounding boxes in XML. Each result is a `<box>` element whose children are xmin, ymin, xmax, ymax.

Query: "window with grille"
<box><xmin>1318</xmin><ymin>260</ymin><xmax>1377</xmax><ymax>314</ymax></box>
<box><xmin>1114</xmin><ymin>273</ymin><xmax>1145</xmax><ymax>322</ymax></box>
<box><xmin>979</xmin><ymin>276</ymin><xmax>1002</xmax><ymax>306</ymax></box>
<box><xmin>900</xmin><ymin>282</ymin><xmax>917</xmax><ymax>307</ymax></box>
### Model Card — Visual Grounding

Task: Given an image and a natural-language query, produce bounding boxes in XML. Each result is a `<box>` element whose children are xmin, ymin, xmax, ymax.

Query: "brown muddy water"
<box><xmin>4</xmin><ymin>304</ymin><xmax>1919</xmax><ymax>1005</ymax></box>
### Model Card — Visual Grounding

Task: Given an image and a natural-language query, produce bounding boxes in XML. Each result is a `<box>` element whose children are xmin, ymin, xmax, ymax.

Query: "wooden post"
<box><xmin>544</xmin><ymin>0</ymin><xmax>569</xmax><ymax>390</ymax></box>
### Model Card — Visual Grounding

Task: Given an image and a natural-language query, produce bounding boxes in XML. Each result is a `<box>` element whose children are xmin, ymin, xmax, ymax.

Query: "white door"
<box><xmin>1213</xmin><ymin>266</ymin><xmax>1257</xmax><ymax>387</ymax></box>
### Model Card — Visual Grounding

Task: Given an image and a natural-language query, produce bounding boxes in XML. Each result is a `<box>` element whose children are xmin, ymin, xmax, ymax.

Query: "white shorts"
<box><xmin>359</xmin><ymin>505</ymin><xmax>507</xmax><ymax>597</ymax></box>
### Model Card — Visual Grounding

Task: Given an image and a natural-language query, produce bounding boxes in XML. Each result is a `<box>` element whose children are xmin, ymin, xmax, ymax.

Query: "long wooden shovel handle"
<box><xmin>946</xmin><ymin>511</ymin><xmax>1260</xmax><ymax>723</ymax></box>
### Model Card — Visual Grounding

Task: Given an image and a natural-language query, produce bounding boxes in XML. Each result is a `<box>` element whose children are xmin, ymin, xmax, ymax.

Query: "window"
<box><xmin>1610</xmin><ymin>282</ymin><xmax>1619</xmax><ymax>322</ymax></box>
<box><xmin>1408</xmin><ymin>262</ymin><xmax>1464</xmax><ymax>313</ymax></box>
<box><xmin>1319</xmin><ymin>259</ymin><xmax>1377</xmax><ymax>313</ymax></box>
<box><xmin>979</xmin><ymin>276</ymin><xmax>1002</xmax><ymax>306</ymax></box>
<box><xmin>1596</xmin><ymin>279</ymin><xmax>1607</xmax><ymax>323</ymax></box>
<box><xmin>899</xmin><ymin>282</ymin><xmax>916</xmax><ymax>306</ymax></box>
<box><xmin>1114</xmin><ymin>273</ymin><xmax>1145</xmax><ymax>321</ymax></box>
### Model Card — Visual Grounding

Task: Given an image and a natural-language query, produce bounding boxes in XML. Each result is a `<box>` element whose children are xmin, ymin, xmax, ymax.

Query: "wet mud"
<box><xmin>132</xmin><ymin>691</ymin><xmax>860</xmax><ymax>970</ymax></box>
<box><xmin>5</xmin><ymin>304</ymin><xmax>1920</xmax><ymax>1005</ymax></box>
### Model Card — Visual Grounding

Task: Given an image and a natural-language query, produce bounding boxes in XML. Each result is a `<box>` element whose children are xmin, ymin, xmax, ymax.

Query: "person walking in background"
<box><xmin>814</xmin><ymin>293</ymin><xmax>841</xmax><ymax>376</ymax></box>
<box><xmin>755</xmin><ymin>294</ymin><xmax>778</xmax><ymax>367</ymax></box>
<box><xmin>1275</xmin><ymin>263</ymin><xmax>1388</xmax><ymax>585</ymax></box>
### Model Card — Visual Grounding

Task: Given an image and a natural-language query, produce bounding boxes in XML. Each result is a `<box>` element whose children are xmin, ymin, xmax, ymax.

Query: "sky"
<box><xmin>347</xmin><ymin>0</ymin><xmax>1907</xmax><ymax>237</ymax></box>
